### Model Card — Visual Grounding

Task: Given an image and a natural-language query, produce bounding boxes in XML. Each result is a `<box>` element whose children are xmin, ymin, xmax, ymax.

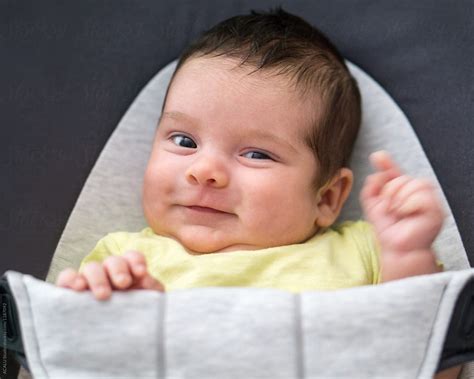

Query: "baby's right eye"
<box><xmin>170</xmin><ymin>134</ymin><xmax>197</xmax><ymax>149</ymax></box>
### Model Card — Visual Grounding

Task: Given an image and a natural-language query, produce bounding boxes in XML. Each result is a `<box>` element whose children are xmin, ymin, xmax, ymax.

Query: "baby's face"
<box><xmin>143</xmin><ymin>56</ymin><xmax>322</xmax><ymax>253</ymax></box>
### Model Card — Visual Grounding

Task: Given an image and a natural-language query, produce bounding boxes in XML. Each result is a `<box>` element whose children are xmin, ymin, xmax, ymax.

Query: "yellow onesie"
<box><xmin>79</xmin><ymin>220</ymin><xmax>381</xmax><ymax>293</ymax></box>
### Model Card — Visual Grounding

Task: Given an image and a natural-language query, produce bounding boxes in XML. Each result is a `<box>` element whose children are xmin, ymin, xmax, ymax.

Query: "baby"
<box><xmin>56</xmin><ymin>9</ymin><xmax>444</xmax><ymax>301</ymax></box>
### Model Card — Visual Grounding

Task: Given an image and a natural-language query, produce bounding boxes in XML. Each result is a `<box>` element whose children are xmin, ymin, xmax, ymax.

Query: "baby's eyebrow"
<box><xmin>161</xmin><ymin>111</ymin><xmax>196</xmax><ymax>124</ymax></box>
<box><xmin>239</xmin><ymin>129</ymin><xmax>298</xmax><ymax>153</ymax></box>
<box><xmin>161</xmin><ymin>110</ymin><xmax>299</xmax><ymax>153</ymax></box>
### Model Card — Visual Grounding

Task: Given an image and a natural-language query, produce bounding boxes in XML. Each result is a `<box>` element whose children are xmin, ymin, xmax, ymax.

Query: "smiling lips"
<box><xmin>186</xmin><ymin>205</ymin><xmax>230</xmax><ymax>214</ymax></box>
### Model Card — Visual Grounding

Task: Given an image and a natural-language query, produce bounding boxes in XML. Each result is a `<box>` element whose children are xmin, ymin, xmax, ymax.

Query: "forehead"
<box><xmin>164</xmin><ymin>56</ymin><xmax>316</xmax><ymax>140</ymax></box>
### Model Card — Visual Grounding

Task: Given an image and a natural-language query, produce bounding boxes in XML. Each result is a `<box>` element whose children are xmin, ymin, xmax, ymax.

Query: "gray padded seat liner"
<box><xmin>5</xmin><ymin>268</ymin><xmax>474</xmax><ymax>378</ymax></box>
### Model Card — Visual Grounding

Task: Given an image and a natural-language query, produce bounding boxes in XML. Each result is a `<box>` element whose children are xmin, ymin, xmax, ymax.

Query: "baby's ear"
<box><xmin>315</xmin><ymin>168</ymin><xmax>353</xmax><ymax>228</ymax></box>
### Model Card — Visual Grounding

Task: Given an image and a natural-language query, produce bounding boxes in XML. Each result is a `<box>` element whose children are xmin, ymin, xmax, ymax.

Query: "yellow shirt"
<box><xmin>79</xmin><ymin>220</ymin><xmax>381</xmax><ymax>293</ymax></box>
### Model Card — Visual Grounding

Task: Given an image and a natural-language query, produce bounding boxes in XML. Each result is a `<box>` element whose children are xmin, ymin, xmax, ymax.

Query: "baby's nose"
<box><xmin>185</xmin><ymin>156</ymin><xmax>229</xmax><ymax>188</ymax></box>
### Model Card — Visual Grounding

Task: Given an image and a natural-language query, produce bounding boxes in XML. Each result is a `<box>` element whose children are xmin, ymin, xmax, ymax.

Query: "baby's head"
<box><xmin>143</xmin><ymin>7</ymin><xmax>361</xmax><ymax>253</ymax></box>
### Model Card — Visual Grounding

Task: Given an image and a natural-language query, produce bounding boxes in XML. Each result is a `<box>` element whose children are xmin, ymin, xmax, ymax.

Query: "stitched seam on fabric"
<box><xmin>22</xmin><ymin>277</ymin><xmax>49</xmax><ymax>378</ymax></box>
<box><xmin>294</xmin><ymin>294</ymin><xmax>304</xmax><ymax>379</ymax></box>
<box><xmin>157</xmin><ymin>295</ymin><xmax>166</xmax><ymax>379</ymax></box>
<box><xmin>416</xmin><ymin>280</ymin><xmax>450</xmax><ymax>378</ymax></box>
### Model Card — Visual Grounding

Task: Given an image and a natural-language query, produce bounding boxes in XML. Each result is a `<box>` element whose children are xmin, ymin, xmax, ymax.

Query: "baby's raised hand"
<box><xmin>56</xmin><ymin>251</ymin><xmax>165</xmax><ymax>300</ymax></box>
<box><xmin>360</xmin><ymin>151</ymin><xmax>445</xmax><ymax>254</ymax></box>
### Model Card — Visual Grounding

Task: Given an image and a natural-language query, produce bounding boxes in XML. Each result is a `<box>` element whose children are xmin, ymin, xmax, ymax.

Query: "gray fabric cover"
<box><xmin>6</xmin><ymin>269</ymin><xmax>474</xmax><ymax>378</ymax></box>
<box><xmin>46</xmin><ymin>60</ymin><xmax>469</xmax><ymax>285</ymax></box>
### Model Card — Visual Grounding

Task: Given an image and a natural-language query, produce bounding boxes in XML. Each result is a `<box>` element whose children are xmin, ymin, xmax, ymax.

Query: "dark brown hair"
<box><xmin>162</xmin><ymin>7</ymin><xmax>361</xmax><ymax>189</ymax></box>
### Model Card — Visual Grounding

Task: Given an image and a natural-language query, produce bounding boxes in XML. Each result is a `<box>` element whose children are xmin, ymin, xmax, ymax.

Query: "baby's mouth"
<box><xmin>186</xmin><ymin>206</ymin><xmax>230</xmax><ymax>214</ymax></box>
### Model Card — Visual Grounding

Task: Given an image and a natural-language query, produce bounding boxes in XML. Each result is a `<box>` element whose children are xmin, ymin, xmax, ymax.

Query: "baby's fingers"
<box><xmin>380</xmin><ymin>175</ymin><xmax>412</xmax><ymax>201</ymax></box>
<box><xmin>103</xmin><ymin>256</ymin><xmax>133</xmax><ymax>289</ymax></box>
<box><xmin>361</xmin><ymin>153</ymin><xmax>405</xmax><ymax>217</ymax></box>
<box><xmin>360</xmin><ymin>168</ymin><xmax>400</xmax><ymax>205</ymax></box>
<box><xmin>82</xmin><ymin>263</ymin><xmax>112</xmax><ymax>300</ymax></box>
<box><xmin>123</xmin><ymin>251</ymin><xmax>148</xmax><ymax>279</ymax></box>
<box><xmin>388</xmin><ymin>178</ymin><xmax>435</xmax><ymax>212</ymax></box>
<box><xmin>56</xmin><ymin>268</ymin><xmax>87</xmax><ymax>291</ymax></box>
<box><xmin>370</xmin><ymin>151</ymin><xmax>402</xmax><ymax>174</ymax></box>
<box><xmin>393</xmin><ymin>190</ymin><xmax>440</xmax><ymax>216</ymax></box>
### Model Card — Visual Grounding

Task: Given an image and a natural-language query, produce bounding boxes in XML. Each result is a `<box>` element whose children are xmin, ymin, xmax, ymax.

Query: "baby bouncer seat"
<box><xmin>1</xmin><ymin>2</ymin><xmax>473</xmax><ymax>378</ymax></box>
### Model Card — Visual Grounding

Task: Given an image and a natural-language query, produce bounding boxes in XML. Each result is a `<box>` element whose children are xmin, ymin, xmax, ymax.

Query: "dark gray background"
<box><xmin>1</xmin><ymin>1</ymin><xmax>473</xmax><ymax>279</ymax></box>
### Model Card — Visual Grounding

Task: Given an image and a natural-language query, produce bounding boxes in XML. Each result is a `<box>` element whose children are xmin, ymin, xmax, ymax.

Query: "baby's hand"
<box><xmin>360</xmin><ymin>151</ymin><xmax>445</xmax><ymax>254</ymax></box>
<box><xmin>56</xmin><ymin>251</ymin><xmax>165</xmax><ymax>300</ymax></box>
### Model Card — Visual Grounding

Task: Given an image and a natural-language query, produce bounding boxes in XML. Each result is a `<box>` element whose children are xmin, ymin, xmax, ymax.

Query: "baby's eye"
<box><xmin>242</xmin><ymin>151</ymin><xmax>272</xmax><ymax>160</ymax></box>
<box><xmin>171</xmin><ymin>134</ymin><xmax>197</xmax><ymax>149</ymax></box>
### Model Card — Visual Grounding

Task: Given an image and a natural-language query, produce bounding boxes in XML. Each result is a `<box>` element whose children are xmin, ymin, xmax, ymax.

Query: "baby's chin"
<box><xmin>180</xmin><ymin>237</ymin><xmax>252</xmax><ymax>255</ymax></box>
<box><xmin>162</xmin><ymin>226</ymin><xmax>260</xmax><ymax>255</ymax></box>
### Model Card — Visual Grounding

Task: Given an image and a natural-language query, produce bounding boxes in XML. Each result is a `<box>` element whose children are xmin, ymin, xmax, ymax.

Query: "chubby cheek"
<box><xmin>240</xmin><ymin>172</ymin><xmax>318</xmax><ymax>242</ymax></box>
<box><xmin>142</xmin><ymin>155</ymin><xmax>178</xmax><ymax>221</ymax></box>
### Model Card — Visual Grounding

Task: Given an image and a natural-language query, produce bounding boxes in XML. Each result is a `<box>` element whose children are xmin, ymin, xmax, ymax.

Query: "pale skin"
<box><xmin>56</xmin><ymin>56</ymin><xmax>458</xmax><ymax>377</ymax></box>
